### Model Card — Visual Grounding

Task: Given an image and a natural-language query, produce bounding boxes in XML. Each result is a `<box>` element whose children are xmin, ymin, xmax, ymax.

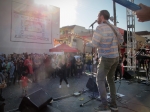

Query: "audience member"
<box><xmin>58</xmin><ymin>59</ymin><xmax>69</xmax><ymax>88</ymax></box>
<box><xmin>76</xmin><ymin>58</ymin><xmax>83</xmax><ymax>78</ymax></box>
<box><xmin>66</xmin><ymin>53</ymin><xmax>71</xmax><ymax>78</ymax></box>
<box><xmin>136</xmin><ymin>3</ymin><xmax>150</xmax><ymax>22</ymax></box>
<box><xmin>20</xmin><ymin>72</ymin><xmax>32</xmax><ymax>97</ymax></box>
<box><xmin>24</xmin><ymin>54</ymin><xmax>34</xmax><ymax>82</ymax></box>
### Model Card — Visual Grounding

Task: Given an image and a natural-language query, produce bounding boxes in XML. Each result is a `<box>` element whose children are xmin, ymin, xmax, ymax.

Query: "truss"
<box><xmin>126</xmin><ymin>0</ymin><xmax>137</xmax><ymax>71</ymax></box>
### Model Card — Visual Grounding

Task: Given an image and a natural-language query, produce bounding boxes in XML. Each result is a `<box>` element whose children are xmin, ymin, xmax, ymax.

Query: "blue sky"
<box><xmin>35</xmin><ymin>0</ymin><xmax>150</xmax><ymax>31</ymax></box>
<box><xmin>75</xmin><ymin>0</ymin><xmax>150</xmax><ymax>31</ymax></box>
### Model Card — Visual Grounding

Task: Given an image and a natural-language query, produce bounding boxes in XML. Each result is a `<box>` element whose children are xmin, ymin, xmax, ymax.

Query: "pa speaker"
<box><xmin>0</xmin><ymin>102</ymin><xmax>5</xmax><ymax>112</ymax></box>
<box><xmin>86</xmin><ymin>77</ymin><xmax>98</xmax><ymax>92</ymax></box>
<box><xmin>123</xmin><ymin>70</ymin><xmax>135</xmax><ymax>80</ymax></box>
<box><xmin>19</xmin><ymin>89</ymin><xmax>52</xmax><ymax>112</ymax></box>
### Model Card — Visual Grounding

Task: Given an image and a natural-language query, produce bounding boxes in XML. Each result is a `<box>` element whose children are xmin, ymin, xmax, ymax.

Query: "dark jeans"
<box><xmin>115</xmin><ymin>65</ymin><xmax>122</xmax><ymax>80</ymax></box>
<box><xmin>71</xmin><ymin>65</ymin><xmax>76</xmax><ymax>76</ymax></box>
<box><xmin>87</xmin><ymin>64</ymin><xmax>92</xmax><ymax>72</ymax></box>
<box><xmin>51</xmin><ymin>68</ymin><xmax>57</xmax><ymax>78</ymax></box>
<box><xmin>13</xmin><ymin>70</ymin><xmax>21</xmax><ymax>84</ymax></box>
<box><xmin>60</xmin><ymin>73</ymin><xmax>68</xmax><ymax>85</ymax></box>
<box><xmin>66</xmin><ymin>67</ymin><xmax>71</xmax><ymax>77</ymax></box>
<box><xmin>76</xmin><ymin>69</ymin><xmax>82</xmax><ymax>77</ymax></box>
<box><xmin>96</xmin><ymin>57</ymin><xmax>119</xmax><ymax>106</ymax></box>
<box><xmin>7</xmin><ymin>72</ymin><xmax>14</xmax><ymax>86</ymax></box>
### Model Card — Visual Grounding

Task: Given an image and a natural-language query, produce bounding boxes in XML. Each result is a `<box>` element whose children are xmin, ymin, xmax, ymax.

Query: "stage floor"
<box><xmin>2</xmin><ymin>73</ymin><xmax>150</xmax><ymax>112</ymax></box>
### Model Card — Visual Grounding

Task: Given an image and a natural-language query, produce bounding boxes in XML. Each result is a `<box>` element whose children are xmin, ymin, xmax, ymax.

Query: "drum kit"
<box><xmin>121</xmin><ymin>44</ymin><xmax>150</xmax><ymax>85</ymax></box>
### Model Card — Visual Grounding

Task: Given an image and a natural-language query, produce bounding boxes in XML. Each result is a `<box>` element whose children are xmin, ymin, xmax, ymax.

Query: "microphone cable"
<box><xmin>117</xmin><ymin>79</ymin><xmax>122</xmax><ymax>93</ymax></box>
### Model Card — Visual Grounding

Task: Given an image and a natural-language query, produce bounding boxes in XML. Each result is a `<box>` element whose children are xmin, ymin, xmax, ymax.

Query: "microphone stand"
<box><xmin>80</xmin><ymin>23</ymin><xmax>98</xmax><ymax>108</ymax></box>
<box><xmin>90</xmin><ymin>24</ymin><xmax>94</xmax><ymax>76</ymax></box>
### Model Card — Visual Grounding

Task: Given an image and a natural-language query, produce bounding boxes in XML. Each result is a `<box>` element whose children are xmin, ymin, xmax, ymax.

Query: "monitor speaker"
<box><xmin>123</xmin><ymin>70</ymin><xmax>135</xmax><ymax>80</ymax></box>
<box><xmin>86</xmin><ymin>77</ymin><xmax>98</xmax><ymax>92</ymax></box>
<box><xmin>19</xmin><ymin>89</ymin><xmax>52</xmax><ymax>112</ymax></box>
<box><xmin>0</xmin><ymin>102</ymin><xmax>5</xmax><ymax>112</ymax></box>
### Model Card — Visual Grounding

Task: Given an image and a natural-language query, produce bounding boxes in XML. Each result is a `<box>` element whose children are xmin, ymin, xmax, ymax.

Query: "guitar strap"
<box><xmin>103</xmin><ymin>21</ymin><xmax>121</xmax><ymax>56</ymax></box>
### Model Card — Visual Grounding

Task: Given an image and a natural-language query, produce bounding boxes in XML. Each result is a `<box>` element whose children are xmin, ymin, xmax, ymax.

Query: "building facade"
<box><xmin>0</xmin><ymin>0</ymin><xmax>60</xmax><ymax>55</ymax></box>
<box><xmin>56</xmin><ymin>25</ymin><xmax>93</xmax><ymax>53</ymax></box>
<box><xmin>135</xmin><ymin>31</ymin><xmax>150</xmax><ymax>47</ymax></box>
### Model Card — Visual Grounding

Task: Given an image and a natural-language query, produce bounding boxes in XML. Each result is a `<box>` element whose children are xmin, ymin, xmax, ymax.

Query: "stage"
<box><xmin>2</xmin><ymin>73</ymin><xmax>150</xmax><ymax>112</ymax></box>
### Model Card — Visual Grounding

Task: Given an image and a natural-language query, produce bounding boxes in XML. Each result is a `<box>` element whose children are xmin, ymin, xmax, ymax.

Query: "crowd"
<box><xmin>0</xmin><ymin>52</ymin><xmax>100</xmax><ymax>98</ymax></box>
<box><xmin>0</xmin><ymin>2</ymin><xmax>149</xmax><ymax>112</ymax></box>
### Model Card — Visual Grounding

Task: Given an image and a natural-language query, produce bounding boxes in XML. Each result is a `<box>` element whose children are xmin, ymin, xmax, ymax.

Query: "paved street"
<box><xmin>2</xmin><ymin>73</ymin><xmax>150</xmax><ymax>112</ymax></box>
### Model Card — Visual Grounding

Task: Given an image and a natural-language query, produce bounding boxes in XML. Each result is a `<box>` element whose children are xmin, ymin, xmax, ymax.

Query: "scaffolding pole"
<box><xmin>126</xmin><ymin>0</ymin><xmax>137</xmax><ymax>71</ymax></box>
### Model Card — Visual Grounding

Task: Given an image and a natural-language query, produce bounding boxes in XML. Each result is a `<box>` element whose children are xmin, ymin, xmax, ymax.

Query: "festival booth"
<box><xmin>49</xmin><ymin>43</ymin><xmax>78</xmax><ymax>53</ymax></box>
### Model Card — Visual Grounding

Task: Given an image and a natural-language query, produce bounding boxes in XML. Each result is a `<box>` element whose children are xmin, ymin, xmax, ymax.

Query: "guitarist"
<box><xmin>92</xmin><ymin>10</ymin><xmax>124</xmax><ymax>112</ymax></box>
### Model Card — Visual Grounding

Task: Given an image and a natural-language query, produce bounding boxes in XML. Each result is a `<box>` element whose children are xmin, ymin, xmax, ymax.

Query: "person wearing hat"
<box><xmin>92</xmin><ymin>10</ymin><xmax>124</xmax><ymax>112</ymax></box>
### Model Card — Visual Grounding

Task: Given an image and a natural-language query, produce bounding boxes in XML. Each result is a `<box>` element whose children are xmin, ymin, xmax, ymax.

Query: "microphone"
<box><xmin>89</xmin><ymin>20</ymin><xmax>97</xmax><ymax>27</ymax></box>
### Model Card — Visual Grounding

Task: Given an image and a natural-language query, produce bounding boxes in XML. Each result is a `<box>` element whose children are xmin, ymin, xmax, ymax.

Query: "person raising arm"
<box><xmin>136</xmin><ymin>3</ymin><xmax>150</xmax><ymax>22</ymax></box>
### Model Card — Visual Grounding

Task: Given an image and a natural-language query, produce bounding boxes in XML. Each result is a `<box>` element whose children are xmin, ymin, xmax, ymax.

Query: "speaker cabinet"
<box><xmin>19</xmin><ymin>89</ymin><xmax>52</xmax><ymax>112</ymax></box>
<box><xmin>0</xmin><ymin>102</ymin><xmax>5</xmax><ymax>112</ymax></box>
<box><xmin>86</xmin><ymin>77</ymin><xmax>98</xmax><ymax>92</ymax></box>
<box><xmin>123</xmin><ymin>70</ymin><xmax>135</xmax><ymax>80</ymax></box>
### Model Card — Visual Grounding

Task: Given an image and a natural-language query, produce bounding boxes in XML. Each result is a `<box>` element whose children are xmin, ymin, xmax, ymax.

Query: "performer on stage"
<box><xmin>92</xmin><ymin>10</ymin><xmax>124</xmax><ymax>112</ymax></box>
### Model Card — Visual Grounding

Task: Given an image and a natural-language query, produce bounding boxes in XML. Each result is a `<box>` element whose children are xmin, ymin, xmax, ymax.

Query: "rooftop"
<box><xmin>61</xmin><ymin>25</ymin><xmax>76</xmax><ymax>30</ymax></box>
<box><xmin>135</xmin><ymin>31</ymin><xmax>150</xmax><ymax>35</ymax></box>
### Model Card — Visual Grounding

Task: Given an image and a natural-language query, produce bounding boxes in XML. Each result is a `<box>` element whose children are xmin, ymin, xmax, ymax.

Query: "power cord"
<box><xmin>116</xmin><ymin>79</ymin><xmax>122</xmax><ymax>93</ymax></box>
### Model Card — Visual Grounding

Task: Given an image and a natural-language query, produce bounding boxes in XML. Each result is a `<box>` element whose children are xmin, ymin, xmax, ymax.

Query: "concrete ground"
<box><xmin>1</xmin><ymin>73</ymin><xmax>150</xmax><ymax>112</ymax></box>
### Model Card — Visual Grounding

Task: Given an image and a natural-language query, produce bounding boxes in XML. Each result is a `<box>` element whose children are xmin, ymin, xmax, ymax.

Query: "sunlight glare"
<box><xmin>34</xmin><ymin>0</ymin><xmax>78</xmax><ymax>27</ymax></box>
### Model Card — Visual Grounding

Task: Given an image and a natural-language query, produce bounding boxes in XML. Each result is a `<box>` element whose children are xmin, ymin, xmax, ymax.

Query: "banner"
<box><xmin>11</xmin><ymin>1</ymin><xmax>52</xmax><ymax>44</ymax></box>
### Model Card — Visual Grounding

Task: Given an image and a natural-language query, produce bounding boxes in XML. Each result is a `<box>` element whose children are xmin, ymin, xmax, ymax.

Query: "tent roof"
<box><xmin>49</xmin><ymin>43</ymin><xmax>78</xmax><ymax>52</ymax></box>
<box><xmin>118</xmin><ymin>27</ymin><xmax>124</xmax><ymax>35</ymax></box>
